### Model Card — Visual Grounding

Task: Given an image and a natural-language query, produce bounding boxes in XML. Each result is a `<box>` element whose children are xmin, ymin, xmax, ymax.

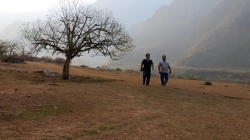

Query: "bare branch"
<box><xmin>19</xmin><ymin>0</ymin><xmax>135</xmax><ymax>79</ymax></box>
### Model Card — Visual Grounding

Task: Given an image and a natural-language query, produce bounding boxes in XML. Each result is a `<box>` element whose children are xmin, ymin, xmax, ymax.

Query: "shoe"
<box><xmin>146</xmin><ymin>84</ymin><xmax>149</xmax><ymax>86</ymax></box>
<box><xmin>162</xmin><ymin>85</ymin><xmax>165</xmax><ymax>87</ymax></box>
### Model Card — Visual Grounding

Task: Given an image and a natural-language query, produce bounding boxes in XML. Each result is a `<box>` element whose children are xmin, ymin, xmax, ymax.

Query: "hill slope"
<box><xmin>0</xmin><ymin>61</ymin><xmax>249</xmax><ymax>139</ymax></box>
<box><xmin>122</xmin><ymin>0</ymin><xmax>250</xmax><ymax>70</ymax></box>
<box><xmin>180</xmin><ymin>0</ymin><xmax>250</xmax><ymax>70</ymax></box>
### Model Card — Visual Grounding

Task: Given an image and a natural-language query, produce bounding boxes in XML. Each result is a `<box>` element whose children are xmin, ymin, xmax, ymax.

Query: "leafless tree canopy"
<box><xmin>20</xmin><ymin>0</ymin><xmax>135</xmax><ymax>60</ymax></box>
<box><xmin>20</xmin><ymin>0</ymin><xmax>135</xmax><ymax>79</ymax></box>
<box><xmin>0</xmin><ymin>40</ymin><xmax>20</xmax><ymax>58</ymax></box>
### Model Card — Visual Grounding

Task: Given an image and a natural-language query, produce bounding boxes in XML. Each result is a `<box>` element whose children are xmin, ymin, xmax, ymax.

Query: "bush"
<box><xmin>23</xmin><ymin>55</ymin><xmax>36</xmax><ymax>61</ymax></box>
<box><xmin>54</xmin><ymin>57</ymin><xmax>65</xmax><ymax>64</ymax></box>
<box><xmin>40</xmin><ymin>56</ymin><xmax>54</xmax><ymax>63</ymax></box>
<box><xmin>204</xmin><ymin>81</ymin><xmax>212</xmax><ymax>85</ymax></box>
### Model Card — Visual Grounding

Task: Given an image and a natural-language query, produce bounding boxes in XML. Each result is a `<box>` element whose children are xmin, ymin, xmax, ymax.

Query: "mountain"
<box><xmin>0</xmin><ymin>21</ymin><xmax>23</xmax><ymax>40</ymax></box>
<box><xmin>0</xmin><ymin>10</ymin><xmax>46</xmax><ymax>40</ymax></box>
<box><xmin>93</xmin><ymin>0</ymin><xmax>173</xmax><ymax>28</ymax></box>
<box><xmin>180</xmin><ymin>0</ymin><xmax>250</xmax><ymax>70</ymax></box>
<box><xmin>117</xmin><ymin>0</ymin><xmax>220</xmax><ymax>64</ymax></box>
<box><xmin>118</xmin><ymin>0</ymin><xmax>250</xmax><ymax>70</ymax></box>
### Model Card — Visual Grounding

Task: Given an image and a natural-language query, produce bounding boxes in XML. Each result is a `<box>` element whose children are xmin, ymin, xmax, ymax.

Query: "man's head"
<box><xmin>162</xmin><ymin>55</ymin><xmax>166</xmax><ymax>61</ymax></box>
<box><xmin>146</xmin><ymin>53</ymin><xmax>150</xmax><ymax>59</ymax></box>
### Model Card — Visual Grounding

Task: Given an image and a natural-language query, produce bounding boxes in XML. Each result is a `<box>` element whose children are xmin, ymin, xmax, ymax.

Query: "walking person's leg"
<box><xmin>164</xmin><ymin>73</ymin><xmax>169</xmax><ymax>85</ymax></box>
<box><xmin>160</xmin><ymin>73</ymin><xmax>165</xmax><ymax>86</ymax></box>
<box><xmin>143</xmin><ymin>70</ymin><xmax>146</xmax><ymax>85</ymax></box>
<box><xmin>146</xmin><ymin>71</ymin><xmax>151</xmax><ymax>86</ymax></box>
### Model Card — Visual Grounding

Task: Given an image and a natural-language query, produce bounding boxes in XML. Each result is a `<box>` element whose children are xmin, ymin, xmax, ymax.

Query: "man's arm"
<box><xmin>140</xmin><ymin>64</ymin><xmax>143</xmax><ymax>71</ymax></box>
<box><xmin>140</xmin><ymin>60</ymin><xmax>144</xmax><ymax>71</ymax></box>
<box><xmin>152</xmin><ymin>64</ymin><xmax>154</xmax><ymax>71</ymax></box>
<box><xmin>158</xmin><ymin>65</ymin><xmax>161</xmax><ymax>74</ymax></box>
<box><xmin>168</xmin><ymin>66</ymin><xmax>172</xmax><ymax>74</ymax></box>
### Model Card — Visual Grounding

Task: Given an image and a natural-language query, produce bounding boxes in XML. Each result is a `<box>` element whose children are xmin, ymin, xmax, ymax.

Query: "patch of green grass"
<box><xmin>9</xmin><ymin>71</ymin><xmax>115</xmax><ymax>85</ymax></box>
<box><xmin>65</xmin><ymin>77</ymin><xmax>116</xmax><ymax>84</ymax></box>
<box><xmin>14</xmin><ymin>72</ymin><xmax>59</xmax><ymax>85</ymax></box>
<box><xmin>189</xmin><ymin>77</ymin><xmax>206</xmax><ymax>80</ymax></box>
<box><xmin>0</xmin><ymin>110</ymin><xmax>17</xmax><ymax>121</ymax></box>
<box><xmin>197</xmin><ymin>100</ymin><xmax>216</xmax><ymax>106</ymax></box>
<box><xmin>144</xmin><ymin>115</ymin><xmax>160</xmax><ymax>121</ymax></box>
<box><xmin>21</xmin><ymin>106</ymin><xmax>65</xmax><ymax>120</ymax></box>
<box><xmin>80</xmin><ymin>125</ymin><xmax>119</xmax><ymax>136</ymax></box>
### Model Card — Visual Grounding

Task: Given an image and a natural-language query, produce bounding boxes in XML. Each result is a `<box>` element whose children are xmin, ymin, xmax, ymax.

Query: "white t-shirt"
<box><xmin>158</xmin><ymin>61</ymin><xmax>170</xmax><ymax>73</ymax></box>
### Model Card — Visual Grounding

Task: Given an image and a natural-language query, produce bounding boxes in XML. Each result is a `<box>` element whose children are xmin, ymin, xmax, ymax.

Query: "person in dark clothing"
<box><xmin>140</xmin><ymin>53</ymin><xmax>154</xmax><ymax>86</ymax></box>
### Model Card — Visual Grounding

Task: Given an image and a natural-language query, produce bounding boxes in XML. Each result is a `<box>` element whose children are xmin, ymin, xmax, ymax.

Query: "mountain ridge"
<box><xmin>121</xmin><ymin>0</ymin><xmax>250</xmax><ymax>70</ymax></box>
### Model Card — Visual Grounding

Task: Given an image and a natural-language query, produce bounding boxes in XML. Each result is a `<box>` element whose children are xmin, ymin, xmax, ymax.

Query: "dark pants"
<box><xmin>143</xmin><ymin>70</ymin><xmax>151</xmax><ymax>85</ymax></box>
<box><xmin>160</xmin><ymin>73</ymin><xmax>169</xmax><ymax>85</ymax></box>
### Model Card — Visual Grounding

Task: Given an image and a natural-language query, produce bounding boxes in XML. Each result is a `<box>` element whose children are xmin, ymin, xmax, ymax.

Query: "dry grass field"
<box><xmin>0</xmin><ymin>61</ymin><xmax>250</xmax><ymax>139</ymax></box>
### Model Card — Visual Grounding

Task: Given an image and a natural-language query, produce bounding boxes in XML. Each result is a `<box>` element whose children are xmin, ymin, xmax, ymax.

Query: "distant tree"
<box><xmin>6</xmin><ymin>41</ymin><xmax>18</xmax><ymax>57</ymax></box>
<box><xmin>0</xmin><ymin>40</ymin><xmax>8</xmax><ymax>57</ymax></box>
<box><xmin>0</xmin><ymin>40</ymin><xmax>19</xmax><ymax>58</ymax></box>
<box><xmin>15</xmin><ymin>40</ymin><xmax>39</xmax><ymax>58</ymax></box>
<box><xmin>40</xmin><ymin>56</ymin><xmax>54</xmax><ymax>63</ymax></box>
<box><xmin>54</xmin><ymin>57</ymin><xmax>66</xmax><ymax>64</ymax></box>
<box><xmin>20</xmin><ymin>0</ymin><xmax>135</xmax><ymax>80</ymax></box>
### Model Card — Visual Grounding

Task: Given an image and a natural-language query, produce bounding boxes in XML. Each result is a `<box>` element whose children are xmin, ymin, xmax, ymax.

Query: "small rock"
<box><xmin>26</xmin><ymin>95</ymin><xmax>32</xmax><ymax>97</ymax></box>
<box><xmin>34</xmin><ymin>104</ymin><xmax>42</xmax><ymax>107</ymax></box>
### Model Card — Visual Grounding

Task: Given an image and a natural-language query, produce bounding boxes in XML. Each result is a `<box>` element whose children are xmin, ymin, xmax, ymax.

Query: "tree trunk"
<box><xmin>62</xmin><ymin>57</ymin><xmax>71</xmax><ymax>80</ymax></box>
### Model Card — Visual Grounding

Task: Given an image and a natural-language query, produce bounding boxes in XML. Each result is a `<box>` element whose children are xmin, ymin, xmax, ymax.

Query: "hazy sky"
<box><xmin>0</xmin><ymin>0</ymin><xmax>97</xmax><ymax>14</ymax></box>
<box><xmin>0</xmin><ymin>0</ymin><xmax>97</xmax><ymax>33</ymax></box>
<box><xmin>0</xmin><ymin>0</ymin><xmax>170</xmax><ymax>68</ymax></box>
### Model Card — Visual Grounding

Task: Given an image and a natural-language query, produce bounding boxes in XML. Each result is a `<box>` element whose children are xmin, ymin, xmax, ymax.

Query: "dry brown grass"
<box><xmin>0</xmin><ymin>61</ymin><xmax>250</xmax><ymax>139</ymax></box>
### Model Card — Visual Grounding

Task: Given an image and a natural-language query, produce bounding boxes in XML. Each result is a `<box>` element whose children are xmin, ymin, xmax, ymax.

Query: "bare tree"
<box><xmin>0</xmin><ymin>40</ymin><xmax>19</xmax><ymax>58</ymax></box>
<box><xmin>6</xmin><ymin>41</ymin><xmax>18</xmax><ymax>57</ymax></box>
<box><xmin>20</xmin><ymin>0</ymin><xmax>135</xmax><ymax>80</ymax></box>
<box><xmin>0</xmin><ymin>40</ymin><xmax>8</xmax><ymax>58</ymax></box>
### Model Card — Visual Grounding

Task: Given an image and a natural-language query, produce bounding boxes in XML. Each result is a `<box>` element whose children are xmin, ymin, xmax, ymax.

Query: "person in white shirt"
<box><xmin>158</xmin><ymin>55</ymin><xmax>171</xmax><ymax>87</ymax></box>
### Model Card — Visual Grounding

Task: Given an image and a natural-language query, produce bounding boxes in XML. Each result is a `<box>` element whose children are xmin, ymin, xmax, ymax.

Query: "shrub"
<box><xmin>22</xmin><ymin>55</ymin><xmax>37</xmax><ymax>61</ymax></box>
<box><xmin>40</xmin><ymin>56</ymin><xmax>54</xmax><ymax>63</ymax></box>
<box><xmin>54</xmin><ymin>57</ymin><xmax>65</xmax><ymax>64</ymax></box>
<box><xmin>204</xmin><ymin>81</ymin><xmax>212</xmax><ymax>85</ymax></box>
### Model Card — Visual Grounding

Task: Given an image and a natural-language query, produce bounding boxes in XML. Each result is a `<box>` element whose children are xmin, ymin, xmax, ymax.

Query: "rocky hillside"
<box><xmin>180</xmin><ymin>0</ymin><xmax>250</xmax><ymax>70</ymax></box>
<box><xmin>122</xmin><ymin>0</ymin><xmax>250</xmax><ymax>70</ymax></box>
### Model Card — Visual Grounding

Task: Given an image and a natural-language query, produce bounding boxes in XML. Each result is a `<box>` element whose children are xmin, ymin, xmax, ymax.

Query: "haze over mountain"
<box><xmin>0</xmin><ymin>21</ymin><xmax>23</xmax><ymax>40</ymax></box>
<box><xmin>0</xmin><ymin>0</ymin><xmax>173</xmax><ymax>39</ymax></box>
<box><xmin>93</xmin><ymin>0</ymin><xmax>173</xmax><ymax>28</ymax></box>
<box><xmin>180</xmin><ymin>0</ymin><xmax>250</xmax><ymax>70</ymax></box>
<box><xmin>117</xmin><ymin>0</ymin><xmax>250</xmax><ymax>70</ymax></box>
<box><xmin>0</xmin><ymin>10</ymin><xmax>47</xmax><ymax>40</ymax></box>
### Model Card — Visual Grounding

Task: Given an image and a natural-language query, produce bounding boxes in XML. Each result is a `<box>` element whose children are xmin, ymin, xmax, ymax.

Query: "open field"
<box><xmin>109</xmin><ymin>62</ymin><xmax>250</xmax><ymax>84</ymax></box>
<box><xmin>0</xmin><ymin>62</ymin><xmax>250</xmax><ymax>139</ymax></box>
<box><xmin>171</xmin><ymin>66</ymin><xmax>250</xmax><ymax>84</ymax></box>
